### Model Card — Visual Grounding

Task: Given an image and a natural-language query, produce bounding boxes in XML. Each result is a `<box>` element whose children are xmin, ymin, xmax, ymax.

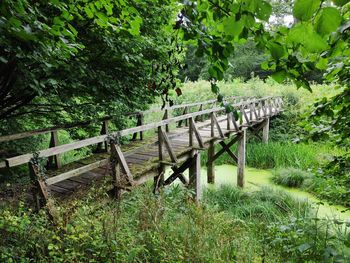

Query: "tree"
<box><xmin>0</xmin><ymin>0</ymin><xmax>180</xmax><ymax>125</ymax></box>
<box><xmin>176</xmin><ymin>0</ymin><xmax>349</xmax><ymax>135</ymax></box>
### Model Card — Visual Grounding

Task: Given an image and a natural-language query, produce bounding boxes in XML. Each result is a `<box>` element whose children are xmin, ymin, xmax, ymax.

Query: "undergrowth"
<box><xmin>1</xmin><ymin>183</ymin><xmax>349</xmax><ymax>262</ymax></box>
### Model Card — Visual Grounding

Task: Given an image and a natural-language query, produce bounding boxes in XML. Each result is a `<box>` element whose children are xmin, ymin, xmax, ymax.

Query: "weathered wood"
<box><xmin>237</xmin><ymin>131</ymin><xmax>246</xmax><ymax>188</ymax></box>
<box><xmin>212</xmin><ymin>113</ymin><xmax>225</xmax><ymax>138</ymax></box>
<box><xmin>207</xmin><ymin>141</ymin><xmax>215</xmax><ymax>184</ymax></box>
<box><xmin>6</xmin><ymin>98</ymin><xmax>275</xmax><ymax>168</ymax></box>
<box><xmin>189</xmin><ymin>118</ymin><xmax>205</xmax><ymax>148</ymax></box>
<box><xmin>47</xmin><ymin>131</ymin><xmax>61</xmax><ymax>169</ymax></box>
<box><xmin>46</xmin><ymin>159</ymin><xmax>108</xmax><ymax>185</ymax></box>
<box><xmin>262</xmin><ymin>118</ymin><xmax>269</xmax><ymax>143</ymax></box>
<box><xmin>211</xmin><ymin>136</ymin><xmax>240</xmax><ymax>163</ymax></box>
<box><xmin>110</xmin><ymin>143</ymin><xmax>133</xmax><ymax>185</ymax></box>
<box><xmin>189</xmin><ymin>150</ymin><xmax>201</xmax><ymax>202</ymax></box>
<box><xmin>163</xmin><ymin>109</ymin><xmax>170</xmax><ymax>132</ymax></box>
<box><xmin>164</xmin><ymin>158</ymin><xmax>193</xmax><ymax>186</ymax></box>
<box><xmin>96</xmin><ymin>120</ymin><xmax>109</xmax><ymax>152</ymax></box>
<box><xmin>159</xmin><ymin>127</ymin><xmax>178</xmax><ymax>163</ymax></box>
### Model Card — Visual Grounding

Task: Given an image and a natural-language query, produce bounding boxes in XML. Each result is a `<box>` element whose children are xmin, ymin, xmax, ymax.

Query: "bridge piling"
<box><xmin>207</xmin><ymin>141</ymin><xmax>215</xmax><ymax>184</ymax></box>
<box><xmin>262</xmin><ymin>118</ymin><xmax>269</xmax><ymax>143</ymax></box>
<box><xmin>189</xmin><ymin>150</ymin><xmax>201</xmax><ymax>202</ymax></box>
<box><xmin>237</xmin><ymin>130</ymin><xmax>246</xmax><ymax>188</ymax></box>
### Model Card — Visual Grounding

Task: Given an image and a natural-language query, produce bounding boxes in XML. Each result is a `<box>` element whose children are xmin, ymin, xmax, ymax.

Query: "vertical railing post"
<box><xmin>47</xmin><ymin>130</ymin><xmax>61</xmax><ymax>169</ymax></box>
<box><xmin>163</xmin><ymin>109</ymin><xmax>169</xmax><ymax>133</ymax></box>
<box><xmin>139</xmin><ymin>114</ymin><xmax>144</xmax><ymax>140</ymax></box>
<box><xmin>96</xmin><ymin>120</ymin><xmax>109</xmax><ymax>152</ymax></box>
<box><xmin>184</xmin><ymin>106</ymin><xmax>189</xmax><ymax>127</ymax></box>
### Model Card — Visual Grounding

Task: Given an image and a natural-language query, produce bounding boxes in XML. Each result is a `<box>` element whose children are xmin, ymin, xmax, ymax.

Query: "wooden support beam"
<box><xmin>207</xmin><ymin>141</ymin><xmax>215</xmax><ymax>184</ymax></box>
<box><xmin>212</xmin><ymin>113</ymin><xmax>224</xmax><ymax>138</ymax></box>
<box><xmin>132</xmin><ymin>115</ymin><xmax>143</xmax><ymax>140</ymax></box>
<box><xmin>231</xmin><ymin>112</ymin><xmax>240</xmax><ymax>131</ymax></box>
<box><xmin>110</xmin><ymin>142</ymin><xmax>134</xmax><ymax>185</ymax></box>
<box><xmin>164</xmin><ymin>158</ymin><xmax>193</xmax><ymax>186</ymax></box>
<box><xmin>237</xmin><ymin>130</ymin><xmax>246</xmax><ymax>188</ymax></box>
<box><xmin>47</xmin><ymin>131</ymin><xmax>61</xmax><ymax>169</ymax></box>
<box><xmin>189</xmin><ymin>118</ymin><xmax>205</xmax><ymax>148</ymax></box>
<box><xmin>29</xmin><ymin>162</ymin><xmax>47</xmax><ymax>210</ymax></box>
<box><xmin>262</xmin><ymin>118</ymin><xmax>269</xmax><ymax>143</ymax></box>
<box><xmin>189</xmin><ymin>150</ymin><xmax>201</xmax><ymax>202</ymax></box>
<box><xmin>211</xmin><ymin>136</ymin><xmax>240</xmax><ymax>163</ymax></box>
<box><xmin>154</xmin><ymin>127</ymin><xmax>165</xmax><ymax>192</ymax></box>
<box><xmin>159</xmin><ymin>127</ymin><xmax>178</xmax><ymax>163</ymax></box>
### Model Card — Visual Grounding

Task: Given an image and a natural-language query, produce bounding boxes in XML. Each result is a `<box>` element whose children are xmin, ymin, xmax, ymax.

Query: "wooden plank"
<box><xmin>211</xmin><ymin>135</ymin><xmax>240</xmax><ymax>163</ymax></box>
<box><xmin>46</xmin><ymin>159</ymin><xmax>108</xmax><ymax>185</ymax></box>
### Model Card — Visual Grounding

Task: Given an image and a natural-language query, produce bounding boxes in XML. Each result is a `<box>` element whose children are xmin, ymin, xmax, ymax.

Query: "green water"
<box><xmin>167</xmin><ymin>165</ymin><xmax>350</xmax><ymax>221</ymax></box>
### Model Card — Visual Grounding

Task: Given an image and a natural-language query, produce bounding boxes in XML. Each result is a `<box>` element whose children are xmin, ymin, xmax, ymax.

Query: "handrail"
<box><xmin>0</xmin><ymin>96</ymin><xmax>240</xmax><ymax>143</ymax></box>
<box><xmin>5</xmin><ymin>96</ymin><xmax>282</xmax><ymax>168</ymax></box>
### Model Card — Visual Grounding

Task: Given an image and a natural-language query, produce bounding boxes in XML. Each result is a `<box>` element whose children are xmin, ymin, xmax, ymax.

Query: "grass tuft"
<box><xmin>272</xmin><ymin>167</ymin><xmax>312</xmax><ymax>188</ymax></box>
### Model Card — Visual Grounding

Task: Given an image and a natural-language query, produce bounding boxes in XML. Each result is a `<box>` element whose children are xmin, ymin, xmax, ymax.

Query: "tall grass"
<box><xmin>204</xmin><ymin>185</ymin><xmax>310</xmax><ymax>222</ymax></box>
<box><xmin>272</xmin><ymin>167</ymin><xmax>312</xmax><ymax>188</ymax></box>
<box><xmin>202</xmin><ymin>141</ymin><xmax>336</xmax><ymax>170</ymax></box>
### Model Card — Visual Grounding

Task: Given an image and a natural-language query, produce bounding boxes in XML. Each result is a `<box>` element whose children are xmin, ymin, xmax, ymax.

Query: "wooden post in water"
<box><xmin>207</xmin><ymin>141</ymin><xmax>215</xmax><ymax>184</ymax></box>
<box><xmin>262</xmin><ymin>118</ymin><xmax>269</xmax><ymax>143</ymax></box>
<box><xmin>237</xmin><ymin>131</ymin><xmax>246</xmax><ymax>188</ymax></box>
<box><xmin>189</xmin><ymin>150</ymin><xmax>201</xmax><ymax>202</ymax></box>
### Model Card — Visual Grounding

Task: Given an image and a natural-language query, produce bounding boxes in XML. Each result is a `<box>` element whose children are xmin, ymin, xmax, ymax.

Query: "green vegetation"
<box><xmin>272</xmin><ymin>167</ymin><xmax>312</xmax><ymax>188</ymax></box>
<box><xmin>1</xmin><ymin>184</ymin><xmax>349</xmax><ymax>262</ymax></box>
<box><xmin>1</xmin><ymin>0</ymin><xmax>350</xmax><ymax>261</ymax></box>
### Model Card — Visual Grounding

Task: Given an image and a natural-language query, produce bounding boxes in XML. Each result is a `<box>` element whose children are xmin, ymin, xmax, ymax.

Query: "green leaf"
<box><xmin>315</xmin><ymin>7</ymin><xmax>342</xmax><ymax>36</ymax></box>
<box><xmin>272</xmin><ymin>71</ymin><xmax>287</xmax><ymax>83</ymax></box>
<box><xmin>84</xmin><ymin>6</ymin><xmax>94</xmax><ymax>19</ymax></box>
<box><xmin>223</xmin><ymin>16</ymin><xmax>244</xmax><ymax>37</ymax></box>
<box><xmin>255</xmin><ymin>1</ymin><xmax>272</xmax><ymax>21</ymax></box>
<box><xmin>129</xmin><ymin>16</ymin><xmax>142</xmax><ymax>36</ymax></box>
<box><xmin>332</xmin><ymin>0</ymin><xmax>350</xmax><ymax>6</ymax></box>
<box><xmin>293</xmin><ymin>0</ymin><xmax>321</xmax><ymax>21</ymax></box>
<box><xmin>316</xmin><ymin>57</ymin><xmax>328</xmax><ymax>70</ymax></box>
<box><xmin>269</xmin><ymin>42</ymin><xmax>286</xmax><ymax>60</ymax></box>
<box><xmin>298</xmin><ymin>243</ymin><xmax>311</xmax><ymax>253</ymax></box>
<box><xmin>288</xmin><ymin>23</ymin><xmax>328</xmax><ymax>52</ymax></box>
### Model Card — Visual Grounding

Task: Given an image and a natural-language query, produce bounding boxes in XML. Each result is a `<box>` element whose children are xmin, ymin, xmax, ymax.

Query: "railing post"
<box><xmin>163</xmin><ymin>109</ymin><xmax>169</xmax><ymax>133</ymax></box>
<box><xmin>227</xmin><ymin>112</ymin><xmax>231</xmax><ymax>130</ymax></box>
<box><xmin>132</xmin><ymin>114</ymin><xmax>143</xmax><ymax>140</ymax></box>
<box><xmin>96</xmin><ymin>120</ymin><xmax>109</xmax><ymax>152</ymax></box>
<box><xmin>184</xmin><ymin>106</ymin><xmax>189</xmax><ymax>127</ymax></box>
<box><xmin>47</xmin><ymin>131</ymin><xmax>61</xmax><ymax>169</ymax></box>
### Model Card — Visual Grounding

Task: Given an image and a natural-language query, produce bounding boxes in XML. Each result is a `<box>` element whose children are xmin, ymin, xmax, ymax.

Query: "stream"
<box><xmin>167</xmin><ymin>164</ymin><xmax>350</xmax><ymax>221</ymax></box>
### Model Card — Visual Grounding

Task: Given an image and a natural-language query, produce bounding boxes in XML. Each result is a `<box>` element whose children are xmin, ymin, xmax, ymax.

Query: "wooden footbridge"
<box><xmin>1</xmin><ymin>96</ymin><xmax>283</xmax><ymax>209</ymax></box>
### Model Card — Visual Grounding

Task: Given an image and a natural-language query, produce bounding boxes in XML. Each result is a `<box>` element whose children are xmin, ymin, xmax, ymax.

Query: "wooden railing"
<box><xmin>4</xmin><ymin>96</ymin><xmax>283</xmax><ymax>169</ymax></box>
<box><xmin>2</xmin><ymin>96</ymin><xmax>283</xmax><ymax>210</ymax></box>
<box><xmin>0</xmin><ymin>96</ymin><xmax>240</xmax><ymax>168</ymax></box>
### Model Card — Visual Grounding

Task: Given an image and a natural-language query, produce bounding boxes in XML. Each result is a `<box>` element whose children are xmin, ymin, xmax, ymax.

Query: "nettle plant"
<box><xmin>176</xmin><ymin>0</ymin><xmax>349</xmax><ymax>141</ymax></box>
